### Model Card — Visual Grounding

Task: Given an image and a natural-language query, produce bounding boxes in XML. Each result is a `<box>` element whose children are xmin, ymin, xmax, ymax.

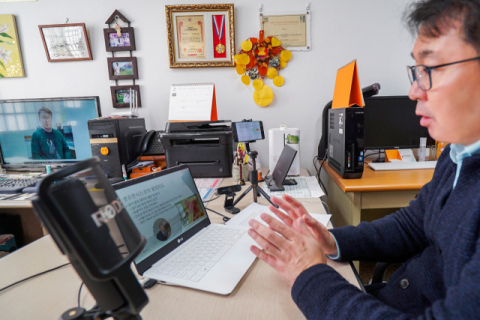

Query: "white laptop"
<box><xmin>113</xmin><ymin>165</ymin><xmax>256</xmax><ymax>295</ymax></box>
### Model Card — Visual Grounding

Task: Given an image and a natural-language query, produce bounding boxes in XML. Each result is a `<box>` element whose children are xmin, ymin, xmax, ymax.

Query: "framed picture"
<box><xmin>38</xmin><ymin>23</ymin><xmax>93</xmax><ymax>62</ymax></box>
<box><xmin>110</xmin><ymin>85</ymin><xmax>141</xmax><ymax>108</ymax></box>
<box><xmin>260</xmin><ymin>9</ymin><xmax>312</xmax><ymax>52</ymax></box>
<box><xmin>0</xmin><ymin>14</ymin><xmax>25</xmax><ymax>77</ymax></box>
<box><xmin>103</xmin><ymin>27</ymin><xmax>136</xmax><ymax>52</ymax></box>
<box><xmin>165</xmin><ymin>3</ymin><xmax>235</xmax><ymax>68</ymax></box>
<box><xmin>107</xmin><ymin>57</ymin><xmax>138</xmax><ymax>80</ymax></box>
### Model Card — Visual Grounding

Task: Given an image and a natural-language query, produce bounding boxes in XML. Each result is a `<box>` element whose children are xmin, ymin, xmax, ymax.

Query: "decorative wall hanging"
<box><xmin>259</xmin><ymin>3</ymin><xmax>312</xmax><ymax>52</ymax></box>
<box><xmin>39</xmin><ymin>22</ymin><xmax>93</xmax><ymax>62</ymax></box>
<box><xmin>234</xmin><ymin>30</ymin><xmax>292</xmax><ymax>107</ymax></box>
<box><xmin>0</xmin><ymin>14</ymin><xmax>25</xmax><ymax>77</ymax></box>
<box><xmin>105</xmin><ymin>10</ymin><xmax>140</xmax><ymax>110</ymax></box>
<box><xmin>165</xmin><ymin>4</ymin><xmax>235</xmax><ymax>68</ymax></box>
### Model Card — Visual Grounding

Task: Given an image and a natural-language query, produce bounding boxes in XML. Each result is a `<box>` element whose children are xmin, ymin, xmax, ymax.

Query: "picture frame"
<box><xmin>107</xmin><ymin>57</ymin><xmax>138</xmax><ymax>80</ymax></box>
<box><xmin>38</xmin><ymin>23</ymin><xmax>93</xmax><ymax>62</ymax></box>
<box><xmin>259</xmin><ymin>9</ymin><xmax>312</xmax><ymax>52</ymax></box>
<box><xmin>110</xmin><ymin>85</ymin><xmax>141</xmax><ymax>108</ymax></box>
<box><xmin>103</xmin><ymin>27</ymin><xmax>136</xmax><ymax>52</ymax></box>
<box><xmin>165</xmin><ymin>3</ymin><xmax>235</xmax><ymax>68</ymax></box>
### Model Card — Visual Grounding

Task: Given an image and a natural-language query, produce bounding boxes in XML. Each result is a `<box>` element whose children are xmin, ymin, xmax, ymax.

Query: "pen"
<box><xmin>122</xmin><ymin>164</ymin><xmax>127</xmax><ymax>180</ymax></box>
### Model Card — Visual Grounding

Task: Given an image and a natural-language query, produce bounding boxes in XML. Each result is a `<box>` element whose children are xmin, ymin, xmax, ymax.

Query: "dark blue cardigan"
<box><xmin>292</xmin><ymin>145</ymin><xmax>480</xmax><ymax>319</ymax></box>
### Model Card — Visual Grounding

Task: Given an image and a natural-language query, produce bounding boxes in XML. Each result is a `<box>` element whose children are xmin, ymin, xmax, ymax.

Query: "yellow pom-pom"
<box><xmin>238</xmin><ymin>53</ymin><xmax>250</xmax><ymax>65</ymax></box>
<box><xmin>241</xmin><ymin>40</ymin><xmax>253</xmax><ymax>51</ymax></box>
<box><xmin>253</xmin><ymin>79</ymin><xmax>264</xmax><ymax>90</ymax></box>
<box><xmin>280</xmin><ymin>60</ymin><xmax>287</xmax><ymax>69</ymax></box>
<box><xmin>271</xmin><ymin>37</ymin><xmax>281</xmax><ymax>47</ymax></box>
<box><xmin>267</xmin><ymin>68</ymin><xmax>277</xmax><ymax>79</ymax></box>
<box><xmin>273</xmin><ymin>75</ymin><xmax>284</xmax><ymax>87</ymax></box>
<box><xmin>236</xmin><ymin>64</ymin><xmax>246</xmax><ymax>75</ymax></box>
<box><xmin>241</xmin><ymin>75</ymin><xmax>250</xmax><ymax>85</ymax></box>
<box><xmin>234</xmin><ymin>54</ymin><xmax>240</xmax><ymax>61</ymax></box>
<box><xmin>280</xmin><ymin>50</ymin><xmax>292</xmax><ymax>62</ymax></box>
<box><xmin>253</xmin><ymin>86</ymin><xmax>273</xmax><ymax>107</ymax></box>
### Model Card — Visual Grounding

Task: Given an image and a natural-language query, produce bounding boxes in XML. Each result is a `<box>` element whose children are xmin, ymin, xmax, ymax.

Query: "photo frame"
<box><xmin>165</xmin><ymin>4</ymin><xmax>235</xmax><ymax>68</ymax></box>
<box><xmin>110</xmin><ymin>85</ymin><xmax>141</xmax><ymax>108</ymax></box>
<box><xmin>260</xmin><ymin>9</ymin><xmax>312</xmax><ymax>52</ymax></box>
<box><xmin>107</xmin><ymin>57</ymin><xmax>138</xmax><ymax>80</ymax></box>
<box><xmin>38</xmin><ymin>23</ymin><xmax>93</xmax><ymax>62</ymax></box>
<box><xmin>103</xmin><ymin>27</ymin><xmax>136</xmax><ymax>52</ymax></box>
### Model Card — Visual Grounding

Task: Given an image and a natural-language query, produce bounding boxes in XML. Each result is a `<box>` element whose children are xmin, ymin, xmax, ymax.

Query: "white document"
<box><xmin>168</xmin><ymin>83</ymin><xmax>214</xmax><ymax>121</ymax></box>
<box><xmin>195</xmin><ymin>178</ymin><xmax>223</xmax><ymax>201</ymax></box>
<box><xmin>262</xmin><ymin>176</ymin><xmax>325</xmax><ymax>198</ymax></box>
<box><xmin>226</xmin><ymin>203</ymin><xmax>331</xmax><ymax>228</ymax></box>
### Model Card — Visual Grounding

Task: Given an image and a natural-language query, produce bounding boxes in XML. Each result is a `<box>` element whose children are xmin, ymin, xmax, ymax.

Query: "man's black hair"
<box><xmin>405</xmin><ymin>0</ymin><xmax>480</xmax><ymax>52</ymax></box>
<box><xmin>38</xmin><ymin>106</ymin><xmax>52</xmax><ymax>118</ymax></box>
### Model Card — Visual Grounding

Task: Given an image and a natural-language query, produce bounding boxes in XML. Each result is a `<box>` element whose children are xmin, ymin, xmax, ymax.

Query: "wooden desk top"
<box><xmin>0</xmin><ymin>172</ymin><xmax>361</xmax><ymax>320</ymax></box>
<box><xmin>323</xmin><ymin>161</ymin><xmax>434</xmax><ymax>193</ymax></box>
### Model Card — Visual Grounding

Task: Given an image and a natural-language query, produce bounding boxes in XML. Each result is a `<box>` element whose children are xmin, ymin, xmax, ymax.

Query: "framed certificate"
<box><xmin>260</xmin><ymin>9</ymin><xmax>312</xmax><ymax>52</ymax></box>
<box><xmin>165</xmin><ymin>4</ymin><xmax>235</xmax><ymax>68</ymax></box>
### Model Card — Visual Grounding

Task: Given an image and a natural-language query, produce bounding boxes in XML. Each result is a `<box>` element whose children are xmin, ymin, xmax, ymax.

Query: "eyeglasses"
<box><xmin>407</xmin><ymin>55</ymin><xmax>480</xmax><ymax>91</ymax></box>
<box><xmin>40</xmin><ymin>115</ymin><xmax>52</xmax><ymax>120</ymax></box>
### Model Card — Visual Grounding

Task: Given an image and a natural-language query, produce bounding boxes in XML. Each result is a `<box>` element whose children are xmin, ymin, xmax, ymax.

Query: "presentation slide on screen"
<box><xmin>236</xmin><ymin>121</ymin><xmax>262</xmax><ymax>141</ymax></box>
<box><xmin>116</xmin><ymin>168</ymin><xmax>207</xmax><ymax>263</ymax></box>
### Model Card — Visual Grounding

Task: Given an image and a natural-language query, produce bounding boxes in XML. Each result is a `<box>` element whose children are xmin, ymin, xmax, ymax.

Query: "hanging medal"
<box><xmin>212</xmin><ymin>15</ymin><xmax>226</xmax><ymax>58</ymax></box>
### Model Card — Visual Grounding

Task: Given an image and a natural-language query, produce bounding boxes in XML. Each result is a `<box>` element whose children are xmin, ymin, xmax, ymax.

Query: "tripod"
<box><xmin>230</xmin><ymin>151</ymin><xmax>279</xmax><ymax>209</ymax></box>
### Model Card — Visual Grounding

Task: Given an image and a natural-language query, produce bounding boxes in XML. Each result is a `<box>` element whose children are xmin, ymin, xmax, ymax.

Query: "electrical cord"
<box><xmin>78</xmin><ymin>282</ymin><xmax>85</xmax><ymax>308</ymax></box>
<box><xmin>205</xmin><ymin>207</ymin><xmax>230</xmax><ymax>222</ymax></box>
<box><xmin>202</xmin><ymin>195</ymin><xmax>221</xmax><ymax>203</ymax></box>
<box><xmin>316</xmin><ymin>151</ymin><xmax>328</xmax><ymax>196</ymax></box>
<box><xmin>0</xmin><ymin>262</ymin><xmax>71</xmax><ymax>293</ymax></box>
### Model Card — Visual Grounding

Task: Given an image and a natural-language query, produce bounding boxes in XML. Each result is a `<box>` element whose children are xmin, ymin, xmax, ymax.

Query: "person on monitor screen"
<box><xmin>247</xmin><ymin>1</ymin><xmax>480</xmax><ymax>319</ymax></box>
<box><xmin>31</xmin><ymin>107</ymin><xmax>72</xmax><ymax>160</ymax></box>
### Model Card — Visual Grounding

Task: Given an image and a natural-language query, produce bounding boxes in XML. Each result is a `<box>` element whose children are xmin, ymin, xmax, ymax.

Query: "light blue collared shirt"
<box><xmin>449</xmin><ymin>139</ymin><xmax>480</xmax><ymax>188</ymax></box>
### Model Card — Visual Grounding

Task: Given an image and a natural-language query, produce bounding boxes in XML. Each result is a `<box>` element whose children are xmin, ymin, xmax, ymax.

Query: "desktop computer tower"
<box><xmin>88</xmin><ymin>118</ymin><xmax>146</xmax><ymax>178</ymax></box>
<box><xmin>328</xmin><ymin>107</ymin><xmax>364</xmax><ymax>179</ymax></box>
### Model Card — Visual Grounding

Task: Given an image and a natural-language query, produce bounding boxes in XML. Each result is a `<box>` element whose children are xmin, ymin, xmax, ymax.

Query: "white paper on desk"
<box><xmin>195</xmin><ymin>178</ymin><xmax>223</xmax><ymax>201</ymax></box>
<box><xmin>226</xmin><ymin>202</ymin><xmax>331</xmax><ymax>228</ymax></box>
<box><xmin>262</xmin><ymin>176</ymin><xmax>325</xmax><ymax>198</ymax></box>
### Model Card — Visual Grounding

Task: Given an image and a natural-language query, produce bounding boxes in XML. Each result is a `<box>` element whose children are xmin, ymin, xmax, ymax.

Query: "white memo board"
<box><xmin>259</xmin><ymin>3</ymin><xmax>312</xmax><ymax>52</ymax></box>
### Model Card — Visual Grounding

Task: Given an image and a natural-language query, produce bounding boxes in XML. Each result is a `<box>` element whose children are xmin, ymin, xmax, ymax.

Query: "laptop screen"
<box><xmin>114</xmin><ymin>165</ymin><xmax>209</xmax><ymax>265</ymax></box>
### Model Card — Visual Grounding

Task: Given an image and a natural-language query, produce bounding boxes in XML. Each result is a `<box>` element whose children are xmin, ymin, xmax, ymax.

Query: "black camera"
<box><xmin>215</xmin><ymin>185</ymin><xmax>242</xmax><ymax>195</ymax></box>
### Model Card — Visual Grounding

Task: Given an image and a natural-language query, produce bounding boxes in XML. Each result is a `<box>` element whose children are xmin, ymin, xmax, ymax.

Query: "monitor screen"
<box><xmin>363</xmin><ymin>96</ymin><xmax>434</xmax><ymax>150</ymax></box>
<box><xmin>0</xmin><ymin>96</ymin><xmax>101</xmax><ymax>168</ymax></box>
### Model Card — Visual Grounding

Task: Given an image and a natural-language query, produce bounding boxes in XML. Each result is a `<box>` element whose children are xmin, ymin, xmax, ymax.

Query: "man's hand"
<box><xmin>248</xmin><ymin>213</ymin><xmax>326</xmax><ymax>286</ymax></box>
<box><xmin>270</xmin><ymin>194</ymin><xmax>338</xmax><ymax>256</ymax></box>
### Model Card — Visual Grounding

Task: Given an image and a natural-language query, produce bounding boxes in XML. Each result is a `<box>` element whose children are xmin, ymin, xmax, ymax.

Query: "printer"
<box><xmin>160</xmin><ymin>121</ymin><xmax>234</xmax><ymax>178</ymax></box>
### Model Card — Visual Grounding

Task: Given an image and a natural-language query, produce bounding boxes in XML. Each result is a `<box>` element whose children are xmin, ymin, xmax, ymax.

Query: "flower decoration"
<box><xmin>0</xmin><ymin>23</ymin><xmax>14</xmax><ymax>78</ymax></box>
<box><xmin>234</xmin><ymin>31</ymin><xmax>292</xmax><ymax>107</ymax></box>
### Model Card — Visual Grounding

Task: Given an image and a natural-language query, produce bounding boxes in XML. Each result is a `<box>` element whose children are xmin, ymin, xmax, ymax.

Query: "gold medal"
<box><xmin>216</xmin><ymin>43</ymin><xmax>226</xmax><ymax>54</ymax></box>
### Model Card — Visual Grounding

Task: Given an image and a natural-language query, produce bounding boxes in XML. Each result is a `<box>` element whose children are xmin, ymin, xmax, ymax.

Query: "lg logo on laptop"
<box><xmin>177</xmin><ymin>237</ymin><xmax>183</xmax><ymax>244</ymax></box>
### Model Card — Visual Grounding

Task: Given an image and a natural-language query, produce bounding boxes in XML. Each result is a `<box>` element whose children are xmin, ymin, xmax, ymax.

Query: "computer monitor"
<box><xmin>363</xmin><ymin>96</ymin><xmax>434</xmax><ymax>150</ymax></box>
<box><xmin>0</xmin><ymin>96</ymin><xmax>101</xmax><ymax>169</ymax></box>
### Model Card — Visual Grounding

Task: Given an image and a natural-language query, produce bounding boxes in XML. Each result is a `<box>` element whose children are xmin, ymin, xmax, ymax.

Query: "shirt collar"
<box><xmin>450</xmin><ymin>139</ymin><xmax>480</xmax><ymax>164</ymax></box>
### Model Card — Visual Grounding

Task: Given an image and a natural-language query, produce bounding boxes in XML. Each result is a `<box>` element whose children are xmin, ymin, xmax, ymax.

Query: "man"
<box><xmin>31</xmin><ymin>107</ymin><xmax>72</xmax><ymax>160</ymax></box>
<box><xmin>114</xmin><ymin>62</ymin><xmax>121</xmax><ymax>75</ymax></box>
<box><xmin>248</xmin><ymin>0</ymin><xmax>480</xmax><ymax>318</ymax></box>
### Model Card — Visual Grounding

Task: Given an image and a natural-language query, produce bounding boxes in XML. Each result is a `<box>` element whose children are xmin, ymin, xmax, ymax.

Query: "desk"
<box><xmin>0</xmin><ymin>172</ymin><xmax>362</xmax><ymax>320</ymax></box>
<box><xmin>0</xmin><ymin>200</ymin><xmax>45</xmax><ymax>245</ymax></box>
<box><xmin>324</xmin><ymin>161</ymin><xmax>434</xmax><ymax>227</ymax></box>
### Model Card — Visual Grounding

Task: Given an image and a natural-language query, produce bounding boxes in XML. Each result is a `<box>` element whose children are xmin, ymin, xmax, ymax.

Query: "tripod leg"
<box><xmin>232</xmin><ymin>186</ymin><xmax>252</xmax><ymax>207</ymax></box>
<box><xmin>256</xmin><ymin>186</ymin><xmax>279</xmax><ymax>208</ymax></box>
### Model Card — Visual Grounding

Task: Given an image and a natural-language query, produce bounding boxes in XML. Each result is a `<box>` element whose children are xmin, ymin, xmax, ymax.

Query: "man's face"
<box><xmin>409</xmin><ymin>24</ymin><xmax>480</xmax><ymax>145</ymax></box>
<box><xmin>39</xmin><ymin>111</ymin><xmax>52</xmax><ymax>130</ymax></box>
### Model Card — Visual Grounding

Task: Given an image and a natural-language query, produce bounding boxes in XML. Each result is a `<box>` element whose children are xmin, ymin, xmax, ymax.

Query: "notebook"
<box><xmin>113</xmin><ymin>165</ymin><xmax>256</xmax><ymax>295</ymax></box>
<box><xmin>265</xmin><ymin>145</ymin><xmax>298</xmax><ymax>191</ymax></box>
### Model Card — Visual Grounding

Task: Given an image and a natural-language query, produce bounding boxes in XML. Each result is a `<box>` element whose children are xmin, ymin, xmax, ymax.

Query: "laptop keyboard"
<box><xmin>153</xmin><ymin>225</ymin><xmax>246</xmax><ymax>282</ymax></box>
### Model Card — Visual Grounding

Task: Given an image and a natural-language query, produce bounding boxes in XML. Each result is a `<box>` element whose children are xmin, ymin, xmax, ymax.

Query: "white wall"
<box><xmin>0</xmin><ymin>0</ymin><xmax>414</xmax><ymax>174</ymax></box>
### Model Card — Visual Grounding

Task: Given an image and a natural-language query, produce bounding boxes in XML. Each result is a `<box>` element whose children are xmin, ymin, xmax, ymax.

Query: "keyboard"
<box><xmin>0</xmin><ymin>177</ymin><xmax>39</xmax><ymax>194</ymax></box>
<box><xmin>153</xmin><ymin>225</ymin><xmax>246</xmax><ymax>282</ymax></box>
<box><xmin>368</xmin><ymin>161</ymin><xmax>437</xmax><ymax>171</ymax></box>
<box><xmin>282</xmin><ymin>178</ymin><xmax>298</xmax><ymax>186</ymax></box>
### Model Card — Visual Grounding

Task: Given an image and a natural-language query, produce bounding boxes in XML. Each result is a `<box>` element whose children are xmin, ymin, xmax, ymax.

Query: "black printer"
<box><xmin>160</xmin><ymin>121</ymin><xmax>234</xmax><ymax>178</ymax></box>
